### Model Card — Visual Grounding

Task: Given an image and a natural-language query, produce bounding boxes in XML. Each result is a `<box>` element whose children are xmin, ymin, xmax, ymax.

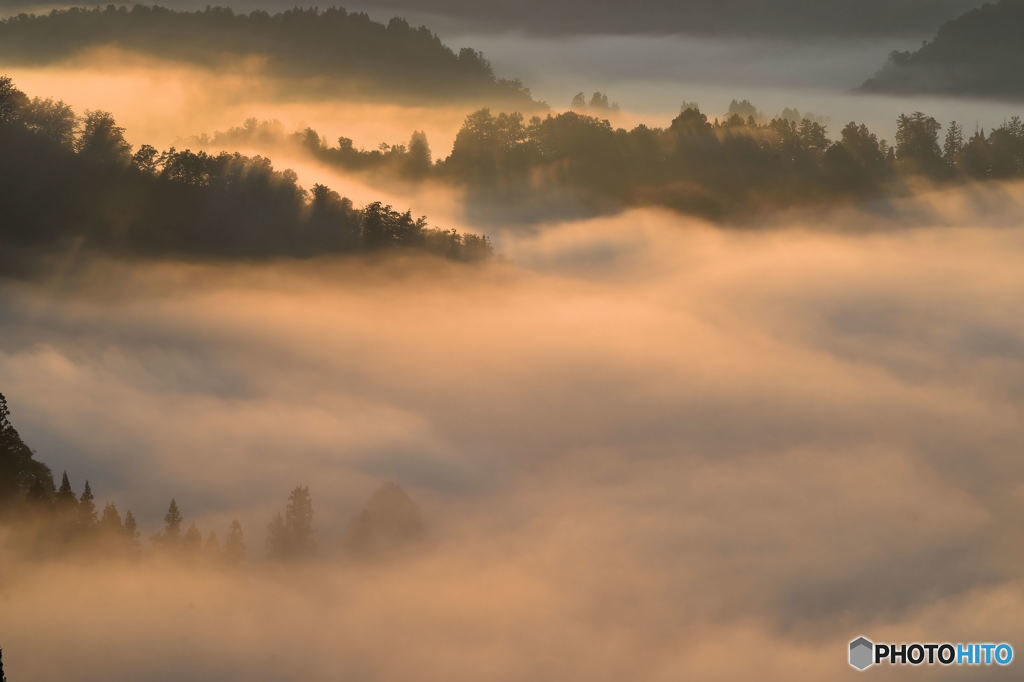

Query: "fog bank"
<box><xmin>2</xmin><ymin>183</ymin><xmax>1023</xmax><ymax>679</ymax></box>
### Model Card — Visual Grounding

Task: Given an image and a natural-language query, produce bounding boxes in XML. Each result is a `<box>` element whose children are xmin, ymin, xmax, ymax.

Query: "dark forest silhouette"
<box><xmin>97</xmin><ymin>0</ymin><xmax>982</xmax><ymax>39</ymax></box>
<box><xmin>0</xmin><ymin>391</ymin><xmax>423</xmax><ymax>564</ymax></box>
<box><xmin>0</xmin><ymin>5</ymin><xmax>537</xmax><ymax>106</ymax></box>
<box><xmin>0</xmin><ymin>76</ymin><xmax>493</xmax><ymax>268</ymax></box>
<box><xmin>205</xmin><ymin>103</ymin><xmax>1024</xmax><ymax>223</ymax></box>
<box><xmin>862</xmin><ymin>0</ymin><xmax>1024</xmax><ymax>99</ymax></box>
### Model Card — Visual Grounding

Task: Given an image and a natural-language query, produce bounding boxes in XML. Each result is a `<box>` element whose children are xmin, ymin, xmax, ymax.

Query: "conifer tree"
<box><xmin>100</xmin><ymin>503</ymin><xmax>122</xmax><ymax>532</ymax></box>
<box><xmin>123</xmin><ymin>510</ymin><xmax>140</xmax><ymax>547</ymax></box>
<box><xmin>267</xmin><ymin>486</ymin><xmax>315</xmax><ymax>559</ymax></box>
<box><xmin>224</xmin><ymin>520</ymin><xmax>246</xmax><ymax>564</ymax></box>
<box><xmin>26</xmin><ymin>478</ymin><xmax>51</xmax><ymax>508</ymax></box>
<box><xmin>0</xmin><ymin>646</ymin><xmax>6</xmax><ymax>682</ymax></box>
<box><xmin>205</xmin><ymin>531</ymin><xmax>221</xmax><ymax>558</ymax></box>
<box><xmin>0</xmin><ymin>392</ymin><xmax>54</xmax><ymax>505</ymax></box>
<box><xmin>944</xmin><ymin>121</ymin><xmax>964</xmax><ymax>168</ymax></box>
<box><xmin>78</xmin><ymin>480</ymin><xmax>97</xmax><ymax>527</ymax></box>
<box><xmin>55</xmin><ymin>472</ymin><xmax>76</xmax><ymax>507</ymax></box>
<box><xmin>163</xmin><ymin>499</ymin><xmax>182</xmax><ymax>539</ymax></box>
<box><xmin>183</xmin><ymin>522</ymin><xmax>202</xmax><ymax>552</ymax></box>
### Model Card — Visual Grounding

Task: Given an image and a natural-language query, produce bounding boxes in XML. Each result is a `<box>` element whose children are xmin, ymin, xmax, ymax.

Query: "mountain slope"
<box><xmin>861</xmin><ymin>0</ymin><xmax>1024</xmax><ymax>99</ymax></box>
<box><xmin>0</xmin><ymin>5</ymin><xmax>538</xmax><ymax>107</ymax></box>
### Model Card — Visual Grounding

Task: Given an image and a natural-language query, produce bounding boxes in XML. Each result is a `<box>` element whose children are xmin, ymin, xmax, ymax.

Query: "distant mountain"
<box><xmin>0</xmin><ymin>5</ymin><xmax>538</xmax><ymax>107</ymax></box>
<box><xmin>861</xmin><ymin>0</ymin><xmax>1024</xmax><ymax>99</ymax></box>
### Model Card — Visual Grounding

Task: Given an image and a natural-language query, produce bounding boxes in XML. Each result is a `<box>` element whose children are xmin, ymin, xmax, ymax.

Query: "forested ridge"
<box><xmin>0</xmin><ymin>76</ymin><xmax>493</xmax><ymax>267</ymax></box>
<box><xmin>205</xmin><ymin>101</ymin><xmax>1024</xmax><ymax>223</ymax></box>
<box><xmin>861</xmin><ymin>0</ymin><xmax>1024</xmax><ymax>99</ymax></box>
<box><xmin>0</xmin><ymin>4</ymin><xmax>537</xmax><ymax>106</ymax></box>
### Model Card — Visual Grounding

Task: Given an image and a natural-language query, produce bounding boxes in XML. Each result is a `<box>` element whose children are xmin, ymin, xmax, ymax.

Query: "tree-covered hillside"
<box><xmin>0</xmin><ymin>76</ymin><xmax>492</xmax><ymax>266</ymax></box>
<box><xmin>861</xmin><ymin>0</ymin><xmax>1024</xmax><ymax>99</ymax></box>
<box><xmin>0</xmin><ymin>5</ymin><xmax>537</xmax><ymax>106</ymax></box>
<box><xmin>204</xmin><ymin>103</ymin><xmax>1024</xmax><ymax>223</ymax></box>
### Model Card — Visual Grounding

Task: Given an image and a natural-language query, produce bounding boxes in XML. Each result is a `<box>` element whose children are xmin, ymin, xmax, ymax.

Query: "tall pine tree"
<box><xmin>78</xmin><ymin>480</ymin><xmax>97</xmax><ymax>527</ymax></box>
<box><xmin>55</xmin><ymin>472</ymin><xmax>76</xmax><ymax>509</ymax></box>
<box><xmin>155</xmin><ymin>498</ymin><xmax>183</xmax><ymax>547</ymax></box>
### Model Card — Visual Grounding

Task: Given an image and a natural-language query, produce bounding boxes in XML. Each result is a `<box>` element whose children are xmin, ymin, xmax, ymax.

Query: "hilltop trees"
<box><xmin>0</xmin><ymin>76</ymin><xmax>19</xmax><ymax>124</ymax></box>
<box><xmin>0</xmin><ymin>6</ymin><xmax>537</xmax><ymax>107</ymax></box>
<box><xmin>895</xmin><ymin>112</ymin><xmax>944</xmax><ymax>176</ymax></box>
<box><xmin>943</xmin><ymin>121</ymin><xmax>965</xmax><ymax>168</ymax></box>
<box><xmin>0</xmin><ymin>76</ymin><xmax>492</xmax><ymax>263</ymax></box>
<box><xmin>405</xmin><ymin>130</ymin><xmax>432</xmax><ymax>178</ymax></box>
<box><xmin>76</xmin><ymin>110</ymin><xmax>132</xmax><ymax>166</ymax></box>
<box><xmin>861</xmin><ymin>0</ymin><xmax>1024</xmax><ymax>99</ymax></box>
<box><xmin>196</xmin><ymin>99</ymin><xmax>1024</xmax><ymax>224</ymax></box>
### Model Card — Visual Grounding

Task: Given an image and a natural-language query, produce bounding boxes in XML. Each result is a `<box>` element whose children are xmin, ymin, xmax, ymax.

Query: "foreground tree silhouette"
<box><xmin>0</xmin><ymin>392</ymin><xmax>54</xmax><ymax>508</ymax></box>
<box><xmin>0</xmin><ymin>76</ymin><xmax>494</xmax><ymax>264</ymax></box>
<box><xmin>76</xmin><ymin>110</ymin><xmax>131</xmax><ymax>167</ymax></box>
<box><xmin>267</xmin><ymin>486</ymin><xmax>315</xmax><ymax>559</ymax></box>
<box><xmin>0</xmin><ymin>646</ymin><xmax>6</xmax><ymax>682</ymax></box>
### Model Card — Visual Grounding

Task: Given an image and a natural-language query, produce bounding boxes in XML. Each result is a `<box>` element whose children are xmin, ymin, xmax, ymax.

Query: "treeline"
<box><xmin>861</xmin><ymin>0</ymin><xmax>1024</xmax><ymax>99</ymax></box>
<box><xmin>207</xmin><ymin>103</ymin><xmax>1024</xmax><ymax>222</ymax></box>
<box><xmin>0</xmin><ymin>77</ymin><xmax>492</xmax><ymax>266</ymax></box>
<box><xmin>0</xmin><ymin>392</ymin><xmax>424</xmax><ymax>562</ymax></box>
<box><xmin>0</xmin><ymin>5</ymin><xmax>536</xmax><ymax>106</ymax></box>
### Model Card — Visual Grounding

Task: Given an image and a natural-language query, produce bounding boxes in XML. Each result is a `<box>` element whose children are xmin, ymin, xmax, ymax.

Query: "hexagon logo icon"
<box><xmin>849</xmin><ymin>636</ymin><xmax>874</xmax><ymax>671</ymax></box>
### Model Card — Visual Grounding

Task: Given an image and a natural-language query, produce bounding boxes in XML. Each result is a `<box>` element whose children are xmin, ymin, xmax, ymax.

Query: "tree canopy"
<box><xmin>0</xmin><ymin>76</ymin><xmax>493</xmax><ymax>268</ymax></box>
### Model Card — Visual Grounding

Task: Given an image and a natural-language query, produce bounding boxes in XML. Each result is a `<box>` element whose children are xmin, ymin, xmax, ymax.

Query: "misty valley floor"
<box><xmin>1</xmin><ymin>196</ymin><xmax>1023</xmax><ymax>680</ymax></box>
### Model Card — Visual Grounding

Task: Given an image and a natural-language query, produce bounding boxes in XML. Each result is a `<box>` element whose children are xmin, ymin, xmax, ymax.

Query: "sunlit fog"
<box><xmin>1</xmin><ymin>2</ymin><xmax>1022</xmax><ymax>680</ymax></box>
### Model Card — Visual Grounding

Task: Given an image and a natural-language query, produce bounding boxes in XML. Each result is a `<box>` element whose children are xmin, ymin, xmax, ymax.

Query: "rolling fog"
<box><xmin>2</xmin><ymin>183</ymin><xmax>1023</xmax><ymax>680</ymax></box>
<box><xmin>2</xmin><ymin>5</ymin><xmax>1024</xmax><ymax>679</ymax></box>
<box><xmin>5</xmin><ymin>52</ymin><xmax>473</xmax><ymax>153</ymax></box>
